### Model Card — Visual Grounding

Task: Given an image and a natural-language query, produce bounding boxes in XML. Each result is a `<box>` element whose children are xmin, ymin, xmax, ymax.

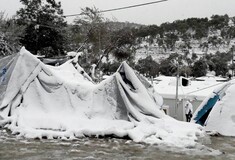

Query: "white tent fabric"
<box><xmin>0</xmin><ymin>47</ymin><xmax>204</xmax><ymax>147</ymax></box>
<box><xmin>192</xmin><ymin>80</ymin><xmax>235</xmax><ymax>136</ymax></box>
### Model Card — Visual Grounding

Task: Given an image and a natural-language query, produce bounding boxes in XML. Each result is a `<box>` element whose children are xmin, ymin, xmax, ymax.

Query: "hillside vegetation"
<box><xmin>1</xmin><ymin>1</ymin><xmax>235</xmax><ymax>78</ymax></box>
<box><xmin>133</xmin><ymin>14</ymin><xmax>235</xmax><ymax>77</ymax></box>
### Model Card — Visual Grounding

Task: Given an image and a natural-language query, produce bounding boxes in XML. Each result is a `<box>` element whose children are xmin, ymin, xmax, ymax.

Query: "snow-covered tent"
<box><xmin>0</xmin><ymin>47</ymin><xmax>205</xmax><ymax>147</ymax></box>
<box><xmin>153</xmin><ymin>76</ymin><xmax>225</xmax><ymax>121</ymax></box>
<box><xmin>192</xmin><ymin>81</ymin><xmax>235</xmax><ymax>136</ymax></box>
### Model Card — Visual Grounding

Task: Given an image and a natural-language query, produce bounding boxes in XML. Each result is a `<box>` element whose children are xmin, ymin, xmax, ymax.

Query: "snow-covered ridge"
<box><xmin>0</xmin><ymin>47</ymin><xmax>205</xmax><ymax>148</ymax></box>
<box><xmin>135</xmin><ymin>30</ymin><xmax>235</xmax><ymax>62</ymax></box>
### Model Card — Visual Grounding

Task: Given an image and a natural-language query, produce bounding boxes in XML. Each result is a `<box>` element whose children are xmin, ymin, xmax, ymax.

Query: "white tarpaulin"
<box><xmin>0</xmin><ymin>47</ymin><xmax>205</xmax><ymax>148</ymax></box>
<box><xmin>192</xmin><ymin>81</ymin><xmax>235</xmax><ymax>136</ymax></box>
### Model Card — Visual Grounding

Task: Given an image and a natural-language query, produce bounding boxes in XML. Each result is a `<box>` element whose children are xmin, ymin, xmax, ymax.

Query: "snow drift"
<box><xmin>0</xmin><ymin>47</ymin><xmax>205</xmax><ymax>148</ymax></box>
<box><xmin>192</xmin><ymin>80</ymin><xmax>235</xmax><ymax>136</ymax></box>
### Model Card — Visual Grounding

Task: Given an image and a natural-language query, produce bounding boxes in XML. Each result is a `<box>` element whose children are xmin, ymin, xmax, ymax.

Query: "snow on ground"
<box><xmin>0</xmin><ymin>47</ymin><xmax>207</xmax><ymax>149</ymax></box>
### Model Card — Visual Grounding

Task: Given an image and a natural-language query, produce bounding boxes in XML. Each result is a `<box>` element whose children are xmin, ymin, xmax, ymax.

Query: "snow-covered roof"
<box><xmin>154</xmin><ymin>76</ymin><xmax>225</xmax><ymax>101</ymax></box>
<box><xmin>195</xmin><ymin>75</ymin><xmax>227</xmax><ymax>82</ymax></box>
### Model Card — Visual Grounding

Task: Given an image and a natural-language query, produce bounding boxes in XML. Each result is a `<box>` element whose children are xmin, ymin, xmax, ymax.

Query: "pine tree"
<box><xmin>0</xmin><ymin>12</ymin><xmax>24</xmax><ymax>56</ymax></box>
<box><xmin>16</xmin><ymin>0</ymin><xmax>67</xmax><ymax>56</ymax></box>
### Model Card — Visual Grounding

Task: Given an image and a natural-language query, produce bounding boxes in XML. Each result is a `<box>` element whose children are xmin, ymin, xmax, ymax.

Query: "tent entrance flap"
<box><xmin>194</xmin><ymin>93</ymin><xmax>219</xmax><ymax>126</ymax></box>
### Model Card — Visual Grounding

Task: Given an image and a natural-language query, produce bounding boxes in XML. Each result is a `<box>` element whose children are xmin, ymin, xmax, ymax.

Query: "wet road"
<box><xmin>0</xmin><ymin>129</ymin><xmax>235</xmax><ymax>160</ymax></box>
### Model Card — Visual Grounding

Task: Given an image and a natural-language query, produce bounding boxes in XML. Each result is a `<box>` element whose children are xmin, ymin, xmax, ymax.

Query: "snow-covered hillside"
<box><xmin>135</xmin><ymin>33</ymin><xmax>235</xmax><ymax>62</ymax></box>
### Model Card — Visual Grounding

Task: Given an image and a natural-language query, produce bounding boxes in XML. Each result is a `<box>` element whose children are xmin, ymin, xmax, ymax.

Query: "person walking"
<box><xmin>185</xmin><ymin>100</ymin><xmax>193</xmax><ymax>122</ymax></box>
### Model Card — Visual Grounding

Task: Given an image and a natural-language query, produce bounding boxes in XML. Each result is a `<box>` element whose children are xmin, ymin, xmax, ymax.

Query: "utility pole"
<box><xmin>232</xmin><ymin>45</ymin><xmax>234</xmax><ymax>77</ymax></box>
<box><xmin>35</xmin><ymin>24</ymin><xmax>40</xmax><ymax>55</ymax></box>
<box><xmin>175</xmin><ymin>57</ymin><xmax>179</xmax><ymax>119</ymax></box>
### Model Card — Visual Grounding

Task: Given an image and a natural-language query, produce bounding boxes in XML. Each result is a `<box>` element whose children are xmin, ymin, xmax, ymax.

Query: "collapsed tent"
<box><xmin>0</xmin><ymin>47</ymin><xmax>205</xmax><ymax>147</ymax></box>
<box><xmin>192</xmin><ymin>81</ymin><xmax>235</xmax><ymax>136</ymax></box>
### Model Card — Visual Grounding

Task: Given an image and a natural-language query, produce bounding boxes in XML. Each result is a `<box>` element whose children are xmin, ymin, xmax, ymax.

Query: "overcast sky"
<box><xmin>1</xmin><ymin>0</ymin><xmax>235</xmax><ymax>25</ymax></box>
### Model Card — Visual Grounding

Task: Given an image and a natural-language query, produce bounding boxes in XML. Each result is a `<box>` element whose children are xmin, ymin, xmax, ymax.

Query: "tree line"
<box><xmin>1</xmin><ymin>0</ymin><xmax>235</xmax><ymax>78</ymax></box>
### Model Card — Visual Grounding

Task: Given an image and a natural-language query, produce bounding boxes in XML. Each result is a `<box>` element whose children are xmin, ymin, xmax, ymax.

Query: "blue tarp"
<box><xmin>193</xmin><ymin>82</ymin><xmax>231</xmax><ymax>126</ymax></box>
<box><xmin>194</xmin><ymin>92</ymin><xmax>220</xmax><ymax>126</ymax></box>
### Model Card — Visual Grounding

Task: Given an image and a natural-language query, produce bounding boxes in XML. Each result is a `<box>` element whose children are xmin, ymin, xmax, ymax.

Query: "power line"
<box><xmin>64</xmin><ymin>0</ymin><xmax>168</xmax><ymax>18</ymax></box>
<box><xmin>23</xmin><ymin>0</ymin><xmax>168</xmax><ymax>30</ymax></box>
<box><xmin>100</xmin><ymin>0</ymin><xmax>168</xmax><ymax>13</ymax></box>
